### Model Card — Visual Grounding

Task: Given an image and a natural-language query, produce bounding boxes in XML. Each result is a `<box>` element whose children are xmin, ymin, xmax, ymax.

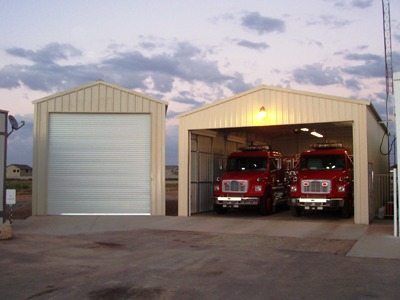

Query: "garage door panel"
<box><xmin>47</xmin><ymin>113</ymin><xmax>151</xmax><ymax>214</ymax></box>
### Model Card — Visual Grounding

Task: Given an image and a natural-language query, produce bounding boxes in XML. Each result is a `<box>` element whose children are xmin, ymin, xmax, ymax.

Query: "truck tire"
<box><xmin>214</xmin><ymin>204</ymin><xmax>227</xmax><ymax>215</ymax></box>
<box><xmin>290</xmin><ymin>206</ymin><xmax>302</xmax><ymax>217</ymax></box>
<box><xmin>259</xmin><ymin>194</ymin><xmax>273</xmax><ymax>215</ymax></box>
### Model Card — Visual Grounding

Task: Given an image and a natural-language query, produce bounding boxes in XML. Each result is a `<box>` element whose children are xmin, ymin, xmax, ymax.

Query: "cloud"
<box><xmin>306</xmin><ymin>15</ymin><xmax>351</xmax><ymax>28</ymax></box>
<box><xmin>350</xmin><ymin>0</ymin><xmax>373</xmax><ymax>9</ymax></box>
<box><xmin>241</xmin><ymin>12</ymin><xmax>285</xmax><ymax>35</ymax></box>
<box><xmin>0</xmin><ymin>41</ymin><xmax>251</xmax><ymax>95</ymax></box>
<box><xmin>341</xmin><ymin>52</ymin><xmax>384</xmax><ymax>78</ymax></box>
<box><xmin>324</xmin><ymin>0</ymin><xmax>373</xmax><ymax>9</ymax></box>
<box><xmin>6</xmin><ymin>43</ymin><xmax>82</xmax><ymax>64</ymax></box>
<box><xmin>344</xmin><ymin>78</ymin><xmax>362</xmax><ymax>91</ymax></box>
<box><xmin>7</xmin><ymin>114</ymin><xmax>33</xmax><ymax>165</ymax></box>
<box><xmin>292</xmin><ymin>63</ymin><xmax>343</xmax><ymax>86</ymax></box>
<box><xmin>166</xmin><ymin>110</ymin><xmax>182</xmax><ymax>120</ymax></box>
<box><xmin>173</xmin><ymin>94</ymin><xmax>205</xmax><ymax>107</ymax></box>
<box><xmin>236</xmin><ymin>39</ymin><xmax>269</xmax><ymax>50</ymax></box>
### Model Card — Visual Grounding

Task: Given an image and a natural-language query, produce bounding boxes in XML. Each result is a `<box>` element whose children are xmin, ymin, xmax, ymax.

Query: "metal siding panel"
<box><xmin>38</xmin><ymin>102</ymin><xmax>48</xmax><ymax>214</ymax></box>
<box><xmin>113</xmin><ymin>89</ymin><xmax>121</xmax><ymax>112</ymax></box>
<box><xmin>47</xmin><ymin>99</ymin><xmax>55</xmax><ymax>112</ymax></box>
<box><xmin>32</xmin><ymin>104</ymin><xmax>39</xmax><ymax>214</ymax></box>
<box><xmin>91</xmin><ymin>85</ymin><xmax>99</xmax><ymax>112</ymax></box>
<box><xmin>99</xmin><ymin>85</ymin><xmax>106</xmax><ymax>111</ymax></box>
<box><xmin>69</xmin><ymin>92</ymin><xmax>77</xmax><ymax>112</ymax></box>
<box><xmin>135</xmin><ymin>96</ymin><xmax>143</xmax><ymax>112</ymax></box>
<box><xmin>62</xmin><ymin>95</ymin><xmax>69</xmax><ymax>112</ymax></box>
<box><xmin>127</xmin><ymin>94</ymin><xmax>135</xmax><ymax>112</ymax></box>
<box><xmin>106</xmin><ymin>87</ymin><xmax>113</xmax><ymax>112</ymax></box>
<box><xmin>178</xmin><ymin>123</ymin><xmax>189</xmax><ymax>216</ymax></box>
<box><xmin>77</xmin><ymin>90</ymin><xmax>84</xmax><ymax>111</ymax></box>
<box><xmin>121</xmin><ymin>91</ymin><xmax>128</xmax><ymax>112</ymax></box>
<box><xmin>47</xmin><ymin>114</ymin><xmax>151</xmax><ymax>214</ymax></box>
<box><xmin>142</xmin><ymin>98</ymin><xmax>150</xmax><ymax>112</ymax></box>
<box><xmin>84</xmin><ymin>88</ymin><xmax>92</xmax><ymax>112</ymax></box>
<box><xmin>55</xmin><ymin>97</ymin><xmax>62</xmax><ymax>112</ymax></box>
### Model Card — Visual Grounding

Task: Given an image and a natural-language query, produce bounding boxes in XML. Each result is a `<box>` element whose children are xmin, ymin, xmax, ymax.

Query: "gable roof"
<box><xmin>32</xmin><ymin>81</ymin><xmax>168</xmax><ymax>106</ymax></box>
<box><xmin>8</xmin><ymin>164</ymin><xmax>32</xmax><ymax>170</ymax></box>
<box><xmin>178</xmin><ymin>85</ymin><xmax>371</xmax><ymax>118</ymax></box>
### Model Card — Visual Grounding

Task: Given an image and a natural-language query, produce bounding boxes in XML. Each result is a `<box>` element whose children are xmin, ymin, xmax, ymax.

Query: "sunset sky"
<box><xmin>1</xmin><ymin>0</ymin><xmax>399</xmax><ymax>165</ymax></box>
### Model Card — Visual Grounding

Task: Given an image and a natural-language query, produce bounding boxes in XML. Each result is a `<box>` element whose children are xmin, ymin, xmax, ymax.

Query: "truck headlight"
<box><xmin>338</xmin><ymin>186</ymin><xmax>345</xmax><ymax>192</ymax></box>
<box><xmin>290</xmin><ymin>185</ymin><xmax>297</xmax><ymax>192</ymax></box>
<box><xmin>255</xmin><ymin>185</ymin><xmax>262</xmax><ymax>192</ymax></box>
<box><xmin>214</xmin><ymin>185</ymin><xmax>220</xmax><ymax>192</ymax></box>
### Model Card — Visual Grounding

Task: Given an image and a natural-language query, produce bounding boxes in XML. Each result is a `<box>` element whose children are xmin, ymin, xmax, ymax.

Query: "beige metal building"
<box><xmin>33</xmin><ymin>81</ymin><xmax>167</xmax><ymax>215</ymax></box>
<box><xmin>178</xmin><ymin>85</ymin><xmax>388</xmax><ymax>224</ymax></box>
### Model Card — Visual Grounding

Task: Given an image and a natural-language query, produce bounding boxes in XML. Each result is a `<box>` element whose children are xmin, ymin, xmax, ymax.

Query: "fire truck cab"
<box><xmin>289</xmin><ymin>143</ymin><xmax>354</xmax><ymax>218</ymax></box>
<box><xmin>213</xmin><ymin>145</ymin><xmax>287</xmax><ymax>215</ymax></box>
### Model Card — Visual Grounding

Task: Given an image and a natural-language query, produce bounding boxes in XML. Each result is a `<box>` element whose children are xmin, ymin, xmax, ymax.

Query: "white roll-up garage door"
<box><xmin>47</xmin><ymin>113</ymin><xmax>151</xmax><ymax>215</ymax></box>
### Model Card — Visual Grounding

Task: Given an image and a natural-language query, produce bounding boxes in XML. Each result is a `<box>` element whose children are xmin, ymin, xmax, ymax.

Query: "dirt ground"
<box><xmin>10</xmin><ymin>182</ymin><xmax>179</xmax><ymax>220</ymax></box>
<box><xmin>1</xmin><ymin>227</ymin><xmax>400</xmax><ymax>299</ymax></box>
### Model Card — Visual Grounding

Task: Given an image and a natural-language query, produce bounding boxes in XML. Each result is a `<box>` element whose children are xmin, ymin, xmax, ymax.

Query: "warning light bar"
<box><xmin>311</xmin><ymin>143</ymin><xmax>343</xmax><ymax>149</ymax></box>
<box><xmin>240</xmin><ymin>145</ymin><xmax>271</xmax><ymax>152</ymax></box>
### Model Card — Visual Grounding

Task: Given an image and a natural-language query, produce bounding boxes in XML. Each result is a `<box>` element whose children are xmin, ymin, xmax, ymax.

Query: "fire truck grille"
<box><xmin>301</xmin><ymin>180</ymin><xmax>331</xmax><ymax>194</ymax></box>
<box><xmin>222</xmin><ymin>180</ymin><xmax>248</xmax><ymax>193</ymax></box>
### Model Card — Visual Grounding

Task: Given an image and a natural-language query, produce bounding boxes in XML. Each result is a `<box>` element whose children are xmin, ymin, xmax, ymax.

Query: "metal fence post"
<box><xmin>392</xmin><ymin>169</ymin><xmax>398</xmax><ymax>236</ymax></box>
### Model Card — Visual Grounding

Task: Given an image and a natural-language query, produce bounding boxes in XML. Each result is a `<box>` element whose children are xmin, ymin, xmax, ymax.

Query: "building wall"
<box><xmin>367</xmin><ymin>109</ymin><xmax>389</xmax><ymax>220</ymax></box>
<box><xmin>33</xmin><ymin>82</ymin><xmax>166</xmax><ymax>215</ymax></box>
<box><xmin>0</xmin><ymin>112</ymin><xmax>6</xmax><ymax>223</ymax></box>
<box><xmin>179</xmin><ymin>86</ymin><xmax>374</xmax><ymax>224</ymax></box>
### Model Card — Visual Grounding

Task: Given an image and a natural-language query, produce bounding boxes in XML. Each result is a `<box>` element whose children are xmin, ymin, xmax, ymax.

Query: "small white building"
<box><xmin>6</xmin><ymin>164</ymin><xmax>32</xmax><ymax>179</ymax></box>
<box><xmin>32</xmin><ymin>81</ymin><xmax>167</xmax><ymax>216</ymax></box>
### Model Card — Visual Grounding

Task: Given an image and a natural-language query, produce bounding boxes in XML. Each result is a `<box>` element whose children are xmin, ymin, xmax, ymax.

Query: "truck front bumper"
<box><xmin>290</xmin><ymin>198</ymin><xmax>344</xmax><ymax>210</ymax></box>
<box><xmin>215</xmin><ymin>196</ymin><xmax>260</xmax><ymax>207</ymax></box>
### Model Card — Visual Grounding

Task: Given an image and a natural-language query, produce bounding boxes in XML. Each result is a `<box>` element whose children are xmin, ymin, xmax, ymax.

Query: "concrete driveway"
<box><xmin>1</xmin><ymin>212</ymin><xmax>400</xmax><ymax>299</ymax></box>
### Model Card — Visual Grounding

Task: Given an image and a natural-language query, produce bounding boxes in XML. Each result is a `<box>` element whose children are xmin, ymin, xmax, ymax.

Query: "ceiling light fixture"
<box><xmin>300</xmin><ymin>127</ymin><xmax>309</xmax><ymax>132</ymax></box>
<box><xmin>310</xmin><ymin>130</ymin><xmax>323</xmax><ymax>138</ymax></box>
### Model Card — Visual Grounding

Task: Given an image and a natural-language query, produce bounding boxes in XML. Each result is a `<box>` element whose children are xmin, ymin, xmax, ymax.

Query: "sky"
<box><xmin>1</xmin><ymin>0</ymin><xmax>399</xmax><ymax>165</ymax></box>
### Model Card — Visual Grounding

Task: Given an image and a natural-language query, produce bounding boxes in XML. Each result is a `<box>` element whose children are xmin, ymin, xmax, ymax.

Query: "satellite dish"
<box><xmin>7</xmin><ymin>115</ymin><xmax>25</xmax><ymax>137</ymax></box>
<box><xmin>9</xmin><ymin>115</ymin><xmax>19</xmax><ymax>130</ymax></box>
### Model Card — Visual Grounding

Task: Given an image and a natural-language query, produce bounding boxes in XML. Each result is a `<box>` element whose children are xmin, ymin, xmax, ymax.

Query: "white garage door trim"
<box><xmin>47</xmin><ymin>113</ymin><xmax>151</xmax><ymax>215</ymax></box>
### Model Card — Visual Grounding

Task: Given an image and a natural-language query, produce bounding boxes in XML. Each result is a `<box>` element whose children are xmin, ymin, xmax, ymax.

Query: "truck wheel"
<box><xmin>290</xmin><ymin>206</ymin><xmax>302</xmax><ymax>217</ymax></box>
<box><xmin>341</xmin><ymin>201</ymin><xmax>352</xmax><ymax>218</ymax></box>
<box><xmin>214</xmin><ymin>204</ymin><xmax>227</xmax><ymax>215</ymax></box>
<box><xmin>259</xmin><ymin>194</ymin><xmax>273</xmax><ymax>215</ymax></box>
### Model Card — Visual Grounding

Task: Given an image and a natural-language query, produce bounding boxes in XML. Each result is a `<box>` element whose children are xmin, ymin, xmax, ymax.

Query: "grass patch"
<box><xmin>5</xmin><ymin>179</ymin><xmax>32</xmax><ymax>195</ymax></box>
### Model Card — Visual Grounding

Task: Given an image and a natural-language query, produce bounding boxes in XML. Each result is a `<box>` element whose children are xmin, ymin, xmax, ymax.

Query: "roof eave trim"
<box><xmin>32</xmin><ymin>81</ymin><xmax>169</xmax><ymax>106</ymax></box>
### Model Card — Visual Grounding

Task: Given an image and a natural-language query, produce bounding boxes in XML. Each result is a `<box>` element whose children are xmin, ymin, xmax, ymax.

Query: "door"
<box><xmin>47</xmin><ymin>113</ymin><xmax>151</xmax><ymax>214</ymax></box>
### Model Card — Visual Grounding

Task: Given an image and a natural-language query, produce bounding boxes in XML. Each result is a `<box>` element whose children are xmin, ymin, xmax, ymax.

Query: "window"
<box><xmin>300</xmin><ymin>155</ymin><xmax>345</xmax><ymax>170</ymax></box>
<box><xmin>226</xmin><ymin>157</ymin><xmax>267</xmax><ymax>171</ymax></box>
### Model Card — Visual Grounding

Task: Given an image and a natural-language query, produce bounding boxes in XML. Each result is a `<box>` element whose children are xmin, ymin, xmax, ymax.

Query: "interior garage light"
<box><xmin>310</xmin><ymin>130</ymin><xmax>323</xmax><ymax>138</ymax></box>
<box><xmin>257</xmin><ymin>106</ymin><xmax>267</xmax><ymax>119</ymax></box>
<box><xmin>300</xmin><ymin>127</ymin><xmax>309</xmax><ymax>132</ymax></box>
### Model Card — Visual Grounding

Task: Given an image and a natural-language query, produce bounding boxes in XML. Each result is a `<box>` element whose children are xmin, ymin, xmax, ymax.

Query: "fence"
<box><xmin>374</xmin><ymin>173</ymin><xmax>393</xmax><ymax>218</ymax></box>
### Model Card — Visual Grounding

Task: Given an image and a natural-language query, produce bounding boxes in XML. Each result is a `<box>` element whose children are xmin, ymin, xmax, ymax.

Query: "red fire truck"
<box><xmin>213</xmin><ymin>145</ymin><xmax>288</xmax><ymax>215</ymax></box>
<box><xmin>289</xmin><ymin>143</ymin><xmax>353</xmax><ymax>218</ymax></box>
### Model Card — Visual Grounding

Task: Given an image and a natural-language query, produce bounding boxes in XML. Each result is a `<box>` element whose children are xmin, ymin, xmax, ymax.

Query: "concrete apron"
<box><xmin>10</xmin><ymin>215</ymin><xmax>399</xmax><ymax>260</ymax></box>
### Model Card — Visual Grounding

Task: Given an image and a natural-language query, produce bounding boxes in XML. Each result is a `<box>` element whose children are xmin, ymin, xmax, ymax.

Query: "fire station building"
<box><xmin>32</xmin><ymin>81</ymin><xmax>167</xmax><ymax>216</ymax></box>
<box><xmin>178</xmin><ymin>85</ymin><xmax>388</xmax><ymax>224</ymax></box>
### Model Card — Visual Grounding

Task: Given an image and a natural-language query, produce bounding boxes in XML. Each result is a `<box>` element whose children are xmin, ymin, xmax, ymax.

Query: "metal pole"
<box><xmin>394</xmin><ymin>72</ymin><xmax>400</xmax><ymax>236</ymax></box>
<box><xmin>392</xmin><ymin>169</ymin><xmax>398</xmax><ymax>236</ymax></box>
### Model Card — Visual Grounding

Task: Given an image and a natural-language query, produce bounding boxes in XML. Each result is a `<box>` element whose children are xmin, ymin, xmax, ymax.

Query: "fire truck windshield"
<box><xmin>300</xmin><ymin>155</ymin><xmax>345</xmax><ymax>171</ymax></box>
<box><xmin>227</xmin><ymin>157</ymin><xmax>267</xmax><ymax>171</ymax></box>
